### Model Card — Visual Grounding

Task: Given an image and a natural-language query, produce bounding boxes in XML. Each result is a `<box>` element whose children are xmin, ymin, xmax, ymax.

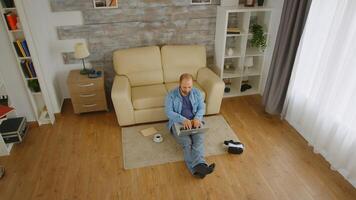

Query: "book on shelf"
<box><xmin>12</xmin><ymin>39</ymin><xmax>30</xmax><ymax>57</ymax></box>
<box><xmin>227</xmin><ymin>27</ymin><xmax>241</xmax><ymax>34</ymax></box>
<box><xmin>28</xmin><ymin>60</ymin><xmax>36</xmax><ymax>77</ymax></box>
<box><xmin>21</xmin><ymin>40</ymin><xmax>30</xmax><ymax>56</ymax></box>
<box><xmin>4</xmin><ymin>12</ymin><xmax>17</xmax><ymax>30</ymax></box>
<box><xmin>20</xmin><ymin>61</ymin><xmax>30</xmax><ymax>78</ymax></box>
<box><xmin>1</xmin><ymin>0</ymin><xmax>15</xmax><ymax>8</ymax></box>
<box><xmin>20</xmin><ymin>60</ymin><xmax>36</xmax><ymax>78</ymax></box>
<box><xmin>13</xmin><ymin>41</ymin><xmax>23</xmax><ymax>57</ymax></box>
<box><xmin>16</xmin><ymin>40</ymin><xmax>26</xmax><ymax>56</ymax></box>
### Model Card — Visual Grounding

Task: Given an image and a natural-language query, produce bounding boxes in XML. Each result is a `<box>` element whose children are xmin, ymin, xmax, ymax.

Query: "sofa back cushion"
<box><xmin>113</xmin><ymin>46</ymin><xmax>163</xmax><ymax>87</ymax></box>
<box><xmin>161</xmin><ymin>45</ymin><xmax>206</xmax><ymax>83</ymax></box>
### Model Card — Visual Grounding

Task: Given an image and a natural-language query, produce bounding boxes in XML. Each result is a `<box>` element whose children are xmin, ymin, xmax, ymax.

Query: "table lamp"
<box><xmin>74</xmin><ymin>43</ymin><xmax>90</xmax><ymax>75</ymax></box>
<box><xmin>244</xmin><ymin>57</ymin><xmax>254</xmax><ymax>74</ymax></box>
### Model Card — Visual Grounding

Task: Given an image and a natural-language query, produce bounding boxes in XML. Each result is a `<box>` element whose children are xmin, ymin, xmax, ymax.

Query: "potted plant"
<box><xmin>250</xmin><ymin>23</ymin><xmax>267</xmax><ymax>52</ymax></box>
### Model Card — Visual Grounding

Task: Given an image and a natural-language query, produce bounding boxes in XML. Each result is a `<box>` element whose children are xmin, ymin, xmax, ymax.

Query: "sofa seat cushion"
<box><xmin>164</xmin><ymin>81</ymin><xmax>206</xmax><ymax>101</ymax></box>
<box><xmin>132</xmin><ymin>84</ymin><xmax>167</xmax><ymax>110</ymax></box>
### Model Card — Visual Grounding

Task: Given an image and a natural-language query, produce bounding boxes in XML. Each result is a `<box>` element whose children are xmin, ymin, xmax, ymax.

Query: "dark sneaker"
<box><xmin>193</xmin><ymin>171</ymin><xmax>206</xmax><ymax>179</ymax></box>
<box><xmin>193</xmin><ymin>163</ymin><xmax>207</xmax><ymax>178</ymax></box>
<box><xmin>206</xmin><ymin>163</ymin><xmax>215</xmax><ymax>174</ymax></box>
<box><xmin>193</xmin><ymin>163</ymin><xmax>215</xmax><ymax>178</ymax></box>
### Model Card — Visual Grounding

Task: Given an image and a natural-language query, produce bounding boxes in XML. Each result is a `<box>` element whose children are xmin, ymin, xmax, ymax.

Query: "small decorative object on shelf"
<box><xmin>74</xmin><ymin>42</ymin><xmax>92</xmax><ymax>75</ymax></box>
<box><xmin>224</xmin><ymin>87</ymin><xmax>231</xmax><ymax>93</ymax></box>
<box><xmin>227</xmin><ymin>48</ymin><xmax>234</xmax><ymax>56</ymax></box>
<box><xmin>241</xmin><ymin>81</ymin><xmax>252</xmax><ymax>92</ymax></box>
<box><xmin>244</xmin><ymin>0</ymin><xmax>255</xmax><ymax>7</ymax></box>
<box><xmin>244</xmin><ymin>57</ymin><xmax>254</xmax><ymax>73</ymax></box>
<box><xmin>250</xmin><ymin>23</ymin><xmax>267</xmax><ymax>51</ymax></box>
<box><xmin>223</xmin><ymin>78</ymin><xmax>232</xmax><ymax>85</ymax></box>
<box><xmin>224</xmin><ymin>63</ymin><xmax>236</xmax><ymax>73</ymax></box>
<box><xmin>223</xmin><ymin>78</ymin><xmax>232</xmax><ymax>93</ymax></box>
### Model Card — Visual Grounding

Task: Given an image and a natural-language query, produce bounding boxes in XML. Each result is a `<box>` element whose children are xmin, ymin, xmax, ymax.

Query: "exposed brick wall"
<box><xmin>52</xmin><ymin>0</ymin><xmax>220</xmax><ymax>87</ymax></box>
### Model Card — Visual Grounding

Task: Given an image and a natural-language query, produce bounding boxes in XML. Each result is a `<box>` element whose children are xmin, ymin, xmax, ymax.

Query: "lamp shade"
<box><xmin>74</xmin><ymin>43</ymin><xmax>90</xmax><ymax>59</ymax></box>
<box><xmin>244</xmin><ymin>57</ymin><xmax>254</xmax><ymax>67</ymax></box>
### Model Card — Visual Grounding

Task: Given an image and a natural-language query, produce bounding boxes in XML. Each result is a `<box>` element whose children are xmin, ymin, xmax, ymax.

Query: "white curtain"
<box><xmin>283</xmin><ymin>0</ymin><xmax>356</xmax><ymax>187</ymax></box>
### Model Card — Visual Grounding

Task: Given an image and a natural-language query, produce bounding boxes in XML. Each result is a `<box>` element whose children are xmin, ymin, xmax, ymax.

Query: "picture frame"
<box><xmin>93</xmin><ymin>0</ymin><xmax>118</xmax><ymax>9</ymax></box>
<box><xmin>191</xmin><ymin>0</ymin><xmax>211</xmax><ymax>5</ymax></box>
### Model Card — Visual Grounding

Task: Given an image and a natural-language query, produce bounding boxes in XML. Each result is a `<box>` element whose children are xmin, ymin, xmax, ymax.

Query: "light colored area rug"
<box><xmin>122</xmin><ymin>115</ymin><xmax>239</xmax><ymax>169</ymax></box>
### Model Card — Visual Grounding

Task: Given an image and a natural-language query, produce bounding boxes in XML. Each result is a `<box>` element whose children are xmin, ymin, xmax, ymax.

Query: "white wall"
<box><xmin>3</xmin><ymin>0</ymin><xmax>283</xmax><ymax>116</ymax></box>
<box><xmin>19</xmin><ymin>0</ymin><xmax>86</xmax><ymax>113</ymax></box>
<box><xmin>260</xmin><ymin>0</ymin><xmax>284</xmax><ymax>94</ymax></box>
<box><xmin>0</xmin><ymin>17</ymin><xmax>36</xmax><ymax>121</ymax></box>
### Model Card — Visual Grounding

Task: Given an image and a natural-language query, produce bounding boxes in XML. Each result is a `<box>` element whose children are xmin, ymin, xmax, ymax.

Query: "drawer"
<box><xmin>71</xmin><ymin>90</ymin><xmax>106</xmax><ymax>104</ymax></box>
<box><xmin>73</xmin><ymin>100</ymin><xmax>107</xmax><ymax>114</ymax></box>
<box><xmin>68</xmin><ymin>80</ymin><xmax>103</xmax><ymax>94</ymax></box>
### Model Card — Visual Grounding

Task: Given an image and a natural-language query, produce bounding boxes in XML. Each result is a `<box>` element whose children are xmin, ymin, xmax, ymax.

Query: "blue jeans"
<box><xmin>171</xmin><ymin>128</ymin><xmax>206</xmax><ymax>174</ymax></box>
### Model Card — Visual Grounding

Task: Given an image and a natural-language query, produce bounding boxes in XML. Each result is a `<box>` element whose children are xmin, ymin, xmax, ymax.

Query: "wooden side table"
<box><xmin>67</xmin><ymin>67</ymin><xmax>108</xmax><ymax>114</ymax></box>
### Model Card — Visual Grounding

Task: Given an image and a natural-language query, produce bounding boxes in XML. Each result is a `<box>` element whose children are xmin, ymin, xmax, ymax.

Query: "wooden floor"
<box><xmin>0</xmin><ymin>95</ymin><xmax>355</xmax><ymax>200</ymax></box>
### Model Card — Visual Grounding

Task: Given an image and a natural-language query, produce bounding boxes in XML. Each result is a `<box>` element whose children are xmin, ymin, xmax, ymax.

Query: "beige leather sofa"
<box><xmin>111</xmin><ymin>45</ymin><xmax>225</xmax><ymax>126</ymax></box>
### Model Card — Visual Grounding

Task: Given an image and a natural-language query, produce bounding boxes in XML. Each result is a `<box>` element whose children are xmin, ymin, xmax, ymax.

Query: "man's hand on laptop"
<box><xmin>192</xmin><ymin>119</ymin><xmax>201</xmax><ymax>128</ymax></box>
<box><xmin>183</xmin><ymin>119</ymin><xmax>192</xmax><ymax>129</ymax></box>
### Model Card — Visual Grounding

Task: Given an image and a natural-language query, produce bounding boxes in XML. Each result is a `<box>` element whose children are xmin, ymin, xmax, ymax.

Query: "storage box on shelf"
<box><xmin>0</xmin><ymin>0</ymin><xmax>53</xmax><ymax>125</ymax></box>
<box><xmin>214</xmin><ymin>6</ymin><xmax>272</xmax><ymax>98</ymax></box>
<box><xmin>0</xmin><ymin>104</ymin><xmax>28</xmax><ymax>156</ymax></box>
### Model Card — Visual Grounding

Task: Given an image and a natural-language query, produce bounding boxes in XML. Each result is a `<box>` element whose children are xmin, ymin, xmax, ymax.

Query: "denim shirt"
<box><xmin>165</xmin><ymin>87</ymin><xmax>205</xmax><ymax>130</ymax></box>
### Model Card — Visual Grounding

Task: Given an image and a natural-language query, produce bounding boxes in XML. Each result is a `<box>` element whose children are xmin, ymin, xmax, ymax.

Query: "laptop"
<box><xmin>173</xmin><ymin>121</ymin><xmax>209</xmax><ymax>137</ymax></box>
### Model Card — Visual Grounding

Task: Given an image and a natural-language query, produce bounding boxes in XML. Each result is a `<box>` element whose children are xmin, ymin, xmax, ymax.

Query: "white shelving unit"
<box><xmin>0</xmin><ymin>0</ymin><xmax>54</xmax><ymax>125</ymax></box>
<box><xmin>0</xmin><ymin>113</ymin><xmax>14</xmax><ymax>156</ymax></box>
<box><xmin>214</xmin><ymin>6</ymin><xmax>272</xmax><ymax>98</ymax></box>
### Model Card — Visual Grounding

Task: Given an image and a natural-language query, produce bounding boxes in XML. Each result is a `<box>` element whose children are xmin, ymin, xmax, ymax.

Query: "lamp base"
<box><xmin>80</xmin><ymin>68</ymin><xmax>95</xmax><ymax>75</ymax></box>
<box><xmin>80</xmin><ymin>68</ymin><xmax>90</xmax><ymax>75</ymax></box>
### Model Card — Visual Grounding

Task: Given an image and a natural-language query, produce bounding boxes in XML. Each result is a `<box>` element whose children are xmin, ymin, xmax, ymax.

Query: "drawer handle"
<box><xmin>78</xmin><ymin>83</ymin><xmax>94</xmax><ymax>87</ymax></box>
<box><xmin>79</xmin><ymin>94</ymin><xmax>96</xmax><ymax>98</ymax></box>
<box><xmin>82</xmin><ymin>104</ymin><xmax>97</xmax><ymax>108</ymax></box>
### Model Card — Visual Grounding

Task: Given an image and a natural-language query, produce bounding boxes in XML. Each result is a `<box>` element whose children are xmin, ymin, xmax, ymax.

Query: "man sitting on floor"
<box><xmin>165</xmin><ymin>73</ymin><xmax>215</xmax><ymax>178</ymax></box>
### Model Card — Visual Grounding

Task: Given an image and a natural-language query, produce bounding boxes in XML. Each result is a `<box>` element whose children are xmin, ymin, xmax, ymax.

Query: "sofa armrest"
<box><xmin>111</xmin><ymin>75</ymin><xmax>135</xmax><ymax>126</ymax></box>
<box><xmin>197</xmin><ymin>68</ymin><xmax>225</xmax><ymax>114</ymax></box>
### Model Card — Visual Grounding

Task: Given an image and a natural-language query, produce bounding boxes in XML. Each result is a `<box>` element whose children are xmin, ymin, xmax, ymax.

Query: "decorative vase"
<box><xmin>259</xmin><ymin>46</ymin><xmax>265</xmax><ymax>53</ymax></box>
<box><xmin>257</xmin><ymin>0</ymin><xmax>264</xmax><ymax>6</ymax></box>
<box><xmin>227</xmin><ymin>48</ymin><xmax>234</xmax><ymax>56</ymax></box>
